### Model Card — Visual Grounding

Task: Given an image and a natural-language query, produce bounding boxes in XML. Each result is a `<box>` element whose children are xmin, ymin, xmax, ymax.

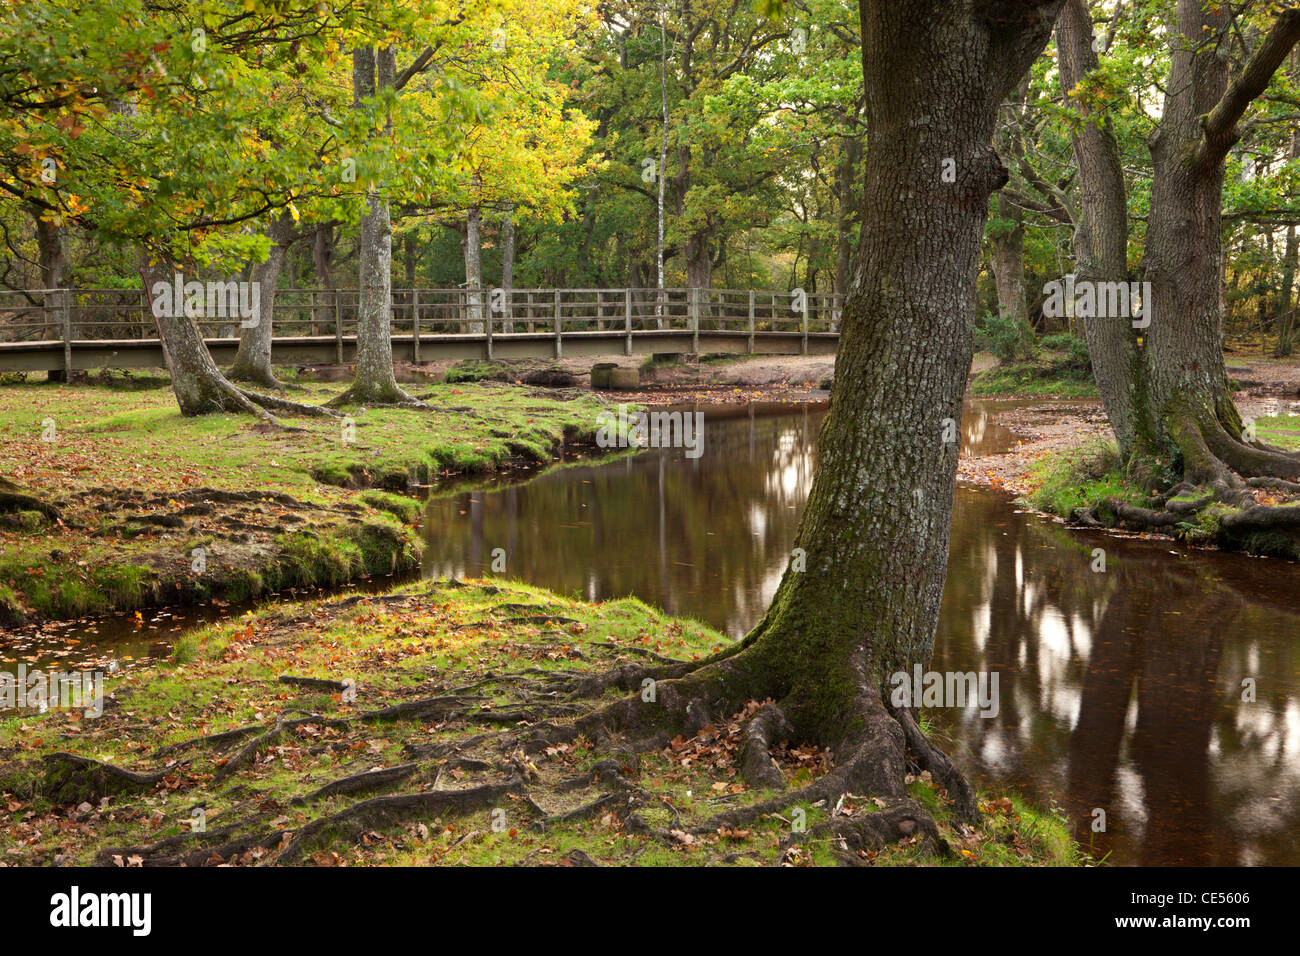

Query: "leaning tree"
<box><xmin>503</xmin><ymin>0</ymin><xmax>1067</xmax><ymax>853</ymax></box>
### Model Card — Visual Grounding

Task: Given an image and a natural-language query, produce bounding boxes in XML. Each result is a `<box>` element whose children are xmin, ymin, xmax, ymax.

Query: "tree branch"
<box><xmin>1197</xmin><ymin>7</ymin><xmax>1300</xmax><ymax>171</ymax></box>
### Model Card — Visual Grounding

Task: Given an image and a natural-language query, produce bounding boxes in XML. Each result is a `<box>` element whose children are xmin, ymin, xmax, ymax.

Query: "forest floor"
<box><xmin>0</xmin><ymin>576</ymin><xmax>1081</xmax><ymax>868</ymax></box>
<box><xmin>959</xmin><ymin>355</ymin><xmax>1300</xmax><ymax>496</ymax></box>
<box><xmin>0</xmin><ymin>374</ymin><xmax>612</xmax><ymax>624</ymax></box>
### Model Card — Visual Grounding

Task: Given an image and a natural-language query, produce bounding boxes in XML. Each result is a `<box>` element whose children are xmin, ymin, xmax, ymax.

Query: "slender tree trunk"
<box><xmin>229</xmin><ymin>213</ymin><xmax>294</xmax><ymax>388</ymax></box>
<box><xmin>333</xmin><ymin>46</ymin><xmax>418</xmax><ymax>407</ymax></box>
<box><xmin>1275</xmin><ymin>118</ymin><xmax>1300</xmax><ymax>358</ymax></box>
<box><xmin>1277</xmin><ymin>221</ymin><xmax>1297</xmax><ymax>358</ymax></box>
<box><xmin>989</xmin><ymin>192</ymin><xmax>1033</xmax><ymax>357</ymax></box>
<box><xmin>313</xmin><ymin>222</ymin><xmax>336</xmax><ymax>335</ymax></box>
<box><xmin>501</xmin><ymin>204</ymin><xmax>515</xmax><ymax>333</ymax></box>
<box><xmin>834</xmin><ymin>135</ymin><xmax>862</xmax><ymax>308</ymax></box>
<box><xmin>464</xmin><ymin>203</ymin><xmax>484</xmax><ymax>335</ymax></box>
<box><xmin>35</xmin><ymin>214</ymin><xmax>64</xmax><ymax>289</ymax></box>
<box><xmin>1056</xmin><ymin>0</ymin><xmax>1143</xmax><ymax>460</ymax></box>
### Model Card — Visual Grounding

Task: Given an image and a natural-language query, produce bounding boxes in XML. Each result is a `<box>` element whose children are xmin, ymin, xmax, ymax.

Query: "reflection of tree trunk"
<box><xmin>1066</xmin><ymin>577</ymin><xmax>1138</xmax><ymax>861</ymax></box>
<box><xmin>1067</xmin><ymin>557</ymin><xmax>1233</xmax><ymax>865</ymax></box>
<box><xmin>1132</xmin><ymin>592</ymin><xmax>1231</xmax><ymax>866</ymax></box>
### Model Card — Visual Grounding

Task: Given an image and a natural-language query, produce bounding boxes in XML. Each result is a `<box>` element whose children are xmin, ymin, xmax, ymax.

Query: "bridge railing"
<box><xmin>0</xmin><ymin>287</ymin><xmax>844</xmax><ymax>348</ymax></box>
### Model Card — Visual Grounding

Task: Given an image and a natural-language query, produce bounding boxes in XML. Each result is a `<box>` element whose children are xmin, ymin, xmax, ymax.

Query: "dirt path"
<box><xmin>957</xmin><ymin>357</ymin><xmax>1300</xmax><ymax>495</ymax></box>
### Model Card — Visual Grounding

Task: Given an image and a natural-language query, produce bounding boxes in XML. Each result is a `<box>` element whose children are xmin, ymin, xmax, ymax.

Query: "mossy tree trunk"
<box><xmin>139</xmin><ymin>257</ymin><xmax>335</xmax><ymax>422</ymax></box>
<box><xmin>1140</xmin><ymin>2</ymin><xmax>1300</xmax><ymax>489</ymax></box>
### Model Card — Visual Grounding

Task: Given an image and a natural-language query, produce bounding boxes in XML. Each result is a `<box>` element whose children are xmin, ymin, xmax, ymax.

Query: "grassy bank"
<box><xmin>1025</xmin><ymin>421</ymin><xmax>1300</xmax><ymax>558</ymax></box>
<box><xmin>0</xmin><ymin>577</ymin><xmax>1083</xmax><ymax>867</ymax></box>
<box><xmin>970</xmin><ymin>353</ymin><xmax>1098</xmax><ymax>398</ymax></box>
<box><xmin>0</xmin><ymin>373</ymin><xmax>611</xmax><ymax>623</ymax></box>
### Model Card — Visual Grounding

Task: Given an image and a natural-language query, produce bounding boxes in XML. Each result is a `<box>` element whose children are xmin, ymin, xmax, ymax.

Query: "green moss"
<box><xmin>971</xmin><ymin>355</ymin><xmax>1098</xmax><ymax>398</ymax></box>
<box><xmin>1025</xmin><ymin>439</ymin><xmax>1140</xmax><ymax>518</ymax></box>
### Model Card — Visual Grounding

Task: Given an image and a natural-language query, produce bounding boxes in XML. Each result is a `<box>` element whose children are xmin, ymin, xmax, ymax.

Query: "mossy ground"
<box><xmin>0</xmin><ymin>578</ymin><xmax>1082</xmax><ymax>867</ymax></box>
<box><xmin>970</xmin><ymin>351</ymin><xmax>1098</xmax><ymax>398</ymax></box>
<box><xmin>0</xmin><ymin>372</ymin><xmax>611</xmax><ymax>621</ymax></box>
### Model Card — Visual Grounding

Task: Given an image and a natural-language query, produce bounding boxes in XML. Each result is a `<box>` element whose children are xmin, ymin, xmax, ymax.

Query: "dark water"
<box><xmin>421</xmin><ymin>400</ymin><xmax>1300</xmax><ymax>867</ymax></box>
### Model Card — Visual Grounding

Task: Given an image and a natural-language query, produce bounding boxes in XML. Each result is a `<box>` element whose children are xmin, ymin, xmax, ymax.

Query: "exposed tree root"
<box><xmin>1076</xmin><ymin>406</ymin><xmax>1300</xmax><ymax>552</ymax></box>
<box><xmin>36</xmin><ymin>639</ymin><xmax>983</xmax><ymax>865</ymax></box>
<box><xmin>0</xmin><ymin>488</ymin><xmax>61</xmax><ymax>521</ymax></box>
<box><xmin>325</xmin><ymin>383</ymin><xmax>426</xmax><ymax>410</ymax></box>
<box><xmin>276</xmin><ymin>781</ymin><xmax>524</xmax><ymax>864</ymax></box>
<box><xmin>41</xmin><ymin>753</ymin><xmax>167</xmax><ymax>804</ymax></box>
<box><xmin>292</xmin><ymin>763</ymin><xmax>418</xmax><ymax>805</ymax></box>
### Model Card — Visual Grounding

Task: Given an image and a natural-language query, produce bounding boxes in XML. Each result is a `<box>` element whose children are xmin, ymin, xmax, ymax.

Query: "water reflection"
<box><xmin>422</xmin><ymin>400</ymin><xmax>1300</xmax><ymax>866</ymax></box>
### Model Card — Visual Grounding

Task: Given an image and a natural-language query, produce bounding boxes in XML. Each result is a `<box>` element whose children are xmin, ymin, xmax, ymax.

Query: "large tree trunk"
<box><xmin>140</xmin><ymin>258</ymin><xmax>328</xmax><ymax>421</ymax></box>
<box><xmin>229</xmin><ymin>213</ymin><xmax>295</xmax><ymax>388</ymax></box>
<box><xmin>1056</xmin><ymin>0</ymin><xmax>1143</xmax><ymax>460</ymax></box>
<box><xmin>549</xmin><ymin>0</ymin><xmax>1064</xmax><ymax>854</ymax></box>
<box><xmin>1063</xmin><ymin>0</ymin><xmax>1300</xmax><ymax>505</ymax></box>
<box><xmin>332</xmin><ymin>46</ymin><xmax>418</xmax><ymax>407</ymax></box>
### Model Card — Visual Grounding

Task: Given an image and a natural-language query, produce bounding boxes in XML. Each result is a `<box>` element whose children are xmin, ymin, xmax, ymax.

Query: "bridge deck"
<box><xmin>0</xmin><ymin>329</ymin><xmax>840</xmax><ymax>373</ymax></box>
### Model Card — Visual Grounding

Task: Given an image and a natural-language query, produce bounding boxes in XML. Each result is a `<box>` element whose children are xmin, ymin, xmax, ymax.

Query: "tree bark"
<box><xmin>501</xmin><ymin>203</ymin><xmax>515</xmax><ymax>333</ymax></box>
<box><xmin>229</xmin><ymin>213</ymin><xmax>295</xmax><ymax>388</ymax></box>
<box><xmin>989</xmin><ymin>192</ymin><xmax>1032</xmax><ymax>353</ymax></box>
<box><xmin>1140</xmin><ymin>2</ymin><xmax>1300</xmax><ymax>487</ymax></box>
<box><xmin>1056</xmin><ymin>0</ymin><xmax>1143</xmax><ymax>460</ymax></box>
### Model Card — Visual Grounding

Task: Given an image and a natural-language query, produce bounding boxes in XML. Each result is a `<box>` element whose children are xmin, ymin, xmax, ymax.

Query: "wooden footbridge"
<box><xmin>0</xmin><ymin>287</ymin><xmax>844</xmax><ymax>374</ymax></box>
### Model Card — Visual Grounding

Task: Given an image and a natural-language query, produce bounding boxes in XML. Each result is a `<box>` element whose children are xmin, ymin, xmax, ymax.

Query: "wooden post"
<box><xmin>802</xmin><ymin>295</ymin><xmax>809</xmax><ymax>355</ymax></box>
<box><xmin>485</xmin><ymin>289</ymin><xmax>494</xmax><ymax>361</ymax></box>
<box><xmin>334</xmin><ymin>289</ymin><xmax>343</xmax><ymax>364</ymax></box>
<box><xmin>554</xmin><ymin>288</ymin><xmax>562</xmax><ymax>358</ymax></box>
<box><xmin>748</xmin><ymin>289</ymin><xmax>755</xmax><ymax>354</ymax></box>
<box><xmin>412</xmin><ymin>289</ymin><xmax>421</xmax><ymax>364</ymax></box>
<box><xmin>691</xmin><ymin>288</ymin><xmax>699</xmax><ymax>354</ymax></box>
<box><xmin>624</xmin><ymin>288</ymin><xmax>633</xmax><ymax>356</ymax></box>
<box><xmin>61</xmin><ymin>289</ymin><xmax>73</xmax><ymax>376</ymax></box>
